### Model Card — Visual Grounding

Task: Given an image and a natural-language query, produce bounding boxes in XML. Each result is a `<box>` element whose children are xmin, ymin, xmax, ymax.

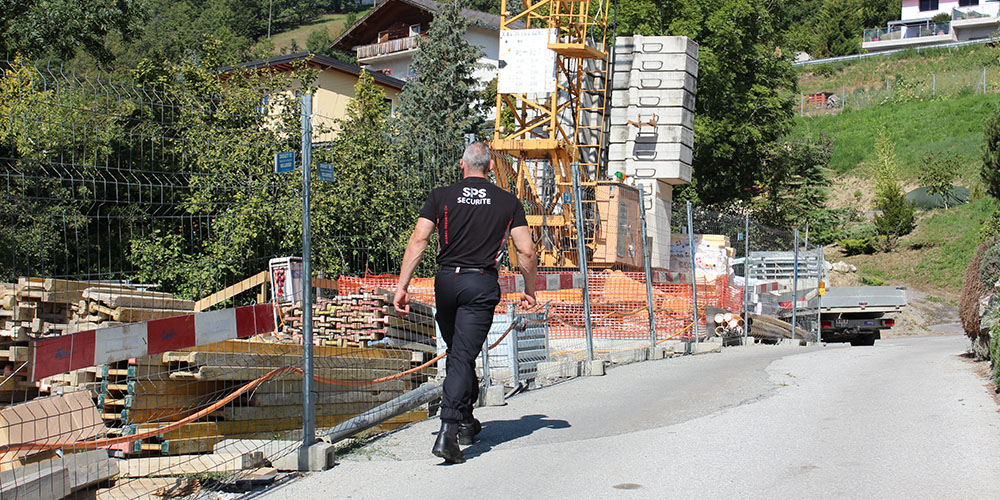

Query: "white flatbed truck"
<box><xmin>817</xmin><ymin>286</ymin><xmax>907</xmax><ymax>346</ymax></box>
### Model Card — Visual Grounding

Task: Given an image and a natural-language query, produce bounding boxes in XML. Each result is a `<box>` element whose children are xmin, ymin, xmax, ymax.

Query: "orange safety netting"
<box><xmin>337</xmin><ymin>271</ymin><xmax>746</xmax><ymax>341</ymax></box>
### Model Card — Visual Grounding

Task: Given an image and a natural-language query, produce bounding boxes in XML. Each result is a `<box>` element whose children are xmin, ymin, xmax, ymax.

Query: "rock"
<box><xmin>832</xmin><ymin>261</ymin><xmax>852</xmax><ymax>273</ymax></box>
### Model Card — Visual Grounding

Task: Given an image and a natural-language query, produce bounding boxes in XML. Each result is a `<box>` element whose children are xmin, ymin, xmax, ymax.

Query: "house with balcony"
<box><xmin>226</xmin><ymin>52</ymin><xmax>405</xmax><ymax>143</ymax></box>
<box><xmin>330</xmin><ymin>0</ymin><xmax>508</xmax><ymax>86</ymax></box>
<box><xmin>863</xmin><ymin>0</ymin><xmax>1000</xmax><ymax>52</ymax></box>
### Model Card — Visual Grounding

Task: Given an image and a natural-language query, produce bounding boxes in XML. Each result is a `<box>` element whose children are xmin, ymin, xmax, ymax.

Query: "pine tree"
<box><xmin>395</xmin><ymin>0</ymin><xmax>485</xmax><ymax>188</ymax></box>
<box><xmin>872</xmin><ymin>128</ymin><xmax>915</xmax><ymax>249</ymax></box>
<box><xmin>982</xmin><ymin>105</ymin><xmax>1000</xmax><ymax>199</ymax></box>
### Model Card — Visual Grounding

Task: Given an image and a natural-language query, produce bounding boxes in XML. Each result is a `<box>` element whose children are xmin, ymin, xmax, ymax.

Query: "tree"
<box><xmin>861</xmin><ymin>0</ymin><xmax>901</xmax><ymax>29</ymax></box>
<box><xmin>753</xmin><ymin>137</ymin><xmax>833</xmax><ymax>229</ymax></box>
<box><xmin>0</xmin><ymin>0</ymin><xmax>145</xmax><ymax>65</ymax></box>
<box><xmin>982</xmin><ymin>105</ymin><xmax>1000</xmax><ymax>199</ymax></box>
<box><xmin>128</xmin><ymin>40</ymin><xmax>320</xmax><ymax>299</ymax></box>
<box><xmin>311</xmin><ymin>71</ymin><xmax>417</xmax><ymax>276</ymax></box>
<box><xmin>872</xmin><ymin>129</ymin><xmax>915</xmax><ymax>249</ymax></box>
<box><xmin>651</xmin><ymin>0</ymin><xmax>797</xmax><ymax>206</ymax></box>
<box><xmin>814</xmin><ymin>0</ymin><xmax>863</xmax><ymax>57</ymax></box>
<box><xmin>395</xmin><ymin>0</ymin><xmax>485</xmax><ymax>186</ymax></box>
<box><xmin>306</xmin><ymin>28</ymin><xmax>335</xmax><ymax>56</ymax></box>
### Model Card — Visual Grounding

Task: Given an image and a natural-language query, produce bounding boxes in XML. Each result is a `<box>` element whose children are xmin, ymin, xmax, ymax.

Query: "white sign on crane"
<box><xmin>497</xmin><ymin>28</ymin><xmax>557</xmax><ymax>94</ymax></box>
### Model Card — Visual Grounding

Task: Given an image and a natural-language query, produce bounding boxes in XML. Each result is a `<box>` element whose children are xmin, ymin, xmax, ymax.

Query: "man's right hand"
<box><xmin>393</xmin><ymin>287</ymin><xmax>410</xmax><ymax>316</ymax></box>
<box><xmin>519</xmin><ymin>291</ymin><xmax>537</xmax><ymax>310</ymax></box>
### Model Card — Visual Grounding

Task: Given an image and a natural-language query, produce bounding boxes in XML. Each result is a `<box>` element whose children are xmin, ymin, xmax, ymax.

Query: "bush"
<box><xmin>838</xmin><ymin>236</ymin><xmax>883</xmax><ymax>255</ymax></box>
<box><xmin>981</xmin><ymin>206</ymin><xmax>1000</xmax><ymax>241</ymax></box>
<box><xmin>990</xmin><ymin>324</ymin><xmax>1000</xmax><ymax>388</ymax></box>
<box><xmin>920</xmin><ymin>153</ymin><xmax>960</xmax><ymax>208</ymax></box>
<box><xmin>860</xmin><ymin>274</ymin><xmax>886</xmax><ymax>286</ymax></box>
<box><xmin>841</xmin><ymin>222</ymin><xmax>878</xmax><ymax>240</ymax></box>
<box><xmin>931</xmin><ymin>13</ymin><xmax>952</xmax><ymax>24</ymax></box>
<box><xmin>980</xmin><ymin>243</ymin><xmax>1000</xmax><ymax>288</ymax></box>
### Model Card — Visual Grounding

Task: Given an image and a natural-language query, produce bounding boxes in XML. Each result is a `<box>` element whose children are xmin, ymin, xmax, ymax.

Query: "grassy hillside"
<box><xmin>840</xmin><ymin>198</ymin><xmax>996</xmax><ymax>296</ymax></box>
<box><xmin>794</xmin><ymin>49</ymin><xmax>1000</xmax><ymax>297</ymax></box>
<box><xmin>790</xmin><ymin>93</ymin><xmax>1000</xmax><ymax>181</ymax></box>
<box><xmin>798</xmin><ymin>44</ymin><xmax>999</xmax><ymax>94</ymax></box>
<box><xmin>257</xmin><ymin>11</ymin><xmax>365</xmax><ymax>54</ymax></box>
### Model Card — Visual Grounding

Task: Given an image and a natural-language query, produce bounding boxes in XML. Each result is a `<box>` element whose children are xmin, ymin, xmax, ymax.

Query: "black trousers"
<box><xmin>434</xmin><ymin>268</ymin><xmax>500</xmax><ymax>423</ymax></box>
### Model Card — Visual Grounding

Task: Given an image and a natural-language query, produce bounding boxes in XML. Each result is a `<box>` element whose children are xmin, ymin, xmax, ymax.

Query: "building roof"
<box><xmin>332</xmin><ymin>0</ymin><xmax>507</xmax><ymax>51</ymax></box>
<box><xmin>224</xmin><ymin>52</ymin><xmax>406</xmax><ymax>90</ymax></box>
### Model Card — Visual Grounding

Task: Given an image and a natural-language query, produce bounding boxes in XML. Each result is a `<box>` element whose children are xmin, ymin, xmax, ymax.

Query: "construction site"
<box><xmin>0</xmin><ymin>1</ymin><xmax>832</xmax><ymax>498</ymax></box>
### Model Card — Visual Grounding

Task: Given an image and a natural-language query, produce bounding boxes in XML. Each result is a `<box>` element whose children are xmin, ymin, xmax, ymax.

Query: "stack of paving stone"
<box><xmin>280</xmin><ymin>289</ymin><xmax>437</xmax><ymax>352</ymax></box>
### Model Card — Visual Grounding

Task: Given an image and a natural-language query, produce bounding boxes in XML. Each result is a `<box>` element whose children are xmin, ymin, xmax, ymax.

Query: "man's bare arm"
<box><xmin>393</xmin><ymin>218</ymin><xmax>436</xmax><ymax>314</ymax></box>
<box><xmin>509</xmin><ymin>225</ymin><xmax>537</xmax><ymax>308</ymax></box>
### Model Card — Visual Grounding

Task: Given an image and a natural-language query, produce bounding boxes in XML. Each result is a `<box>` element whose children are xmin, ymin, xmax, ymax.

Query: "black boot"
<box><xmin>432</xmin><ymin>421</ymin><xmax>464</xmax><ymax>463</ymax></box>
<box><xmin>458</xmin><ymin>418</ymin><xmax>482</xmax><ymax>445</ymax></box>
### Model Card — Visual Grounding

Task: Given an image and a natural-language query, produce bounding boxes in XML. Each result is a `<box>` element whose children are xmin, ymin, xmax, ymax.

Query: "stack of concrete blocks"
<box><xmin>609</xmin><ymin>36</ymin><xmax>698</xmax><ymax>269</ymax></box>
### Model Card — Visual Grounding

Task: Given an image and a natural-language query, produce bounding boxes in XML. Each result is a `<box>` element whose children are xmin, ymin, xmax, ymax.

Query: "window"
<box><xmin>959</xmin><ymin>0</ymin><xmax>978</xmax><ymax>6</ymax></box>
<box><xmin>409</xmin><ymin>24</ymin><xmax>422</xmax><ymax>37</ymax></box>
<box><xmin>919</xmin><ymin>0</ymin><xmax>939</xmax><ymax>10</ymax></box>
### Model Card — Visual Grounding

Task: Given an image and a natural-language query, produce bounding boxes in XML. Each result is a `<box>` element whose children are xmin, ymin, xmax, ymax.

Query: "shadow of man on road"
<box><xmin>460</xmin><ymin>413</ymin><xmax>571</xmax><ymax>461</ymax></box>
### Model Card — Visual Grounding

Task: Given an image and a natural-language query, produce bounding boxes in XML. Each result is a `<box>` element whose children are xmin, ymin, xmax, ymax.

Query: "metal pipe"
<box><xmin>572</xmin><ymin>162</ymin><xmax>595</xmax><ymax>361</ymax></box>
<box><xmin>791</xmin><ymin>228</ymin><xmax>799</xmax><ymax>342</ymax></box>
<box><xmin>817</xmin><ymin>246</ymin><xmax>824</xmax><ymax>344</ymax></box>
<box><xmin>686</xmin><ymin>202</ymin><xmax>699</xmax><ymax>351</ymax></box>
<box><xmin>323</xmin><ymin>382</ymin><xmax>443</xmax><ymax>445</ymax></box>
<box><xmin>743</xmin><ymin>213</ymin><xmax>750</xmax><ymax>344</ymax></box>
<box><xmin>508</xmin><ymin>303</ymin><xmax>519</xmax><ymax>388</ymax></box>
<box><xmin>299</xmin><ymin>92</ymin><xmax>315</xmax><ymax>472</ymax></box>
<box><xmin>638</xmin><ymin>184</ymin><xmax>656</xmax><ymax>353</ymax></box>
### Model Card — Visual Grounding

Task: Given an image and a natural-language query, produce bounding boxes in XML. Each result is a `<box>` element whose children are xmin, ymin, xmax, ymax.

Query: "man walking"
<box><xmin>393</xmin><ymin>141</ymin><xmax>537</xmax><ymax>464</ymax></box>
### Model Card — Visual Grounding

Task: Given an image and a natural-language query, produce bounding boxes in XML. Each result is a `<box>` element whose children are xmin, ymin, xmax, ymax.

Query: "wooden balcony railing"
<box><xmin>355</xmin><ymin>36</ymin><xmax>423</xmax><ymax>60</ymax></box>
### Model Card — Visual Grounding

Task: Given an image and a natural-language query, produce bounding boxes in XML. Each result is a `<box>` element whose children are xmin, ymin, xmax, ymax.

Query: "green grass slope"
<box><xmin>791</xmin><ymin>93</ymin><xmax>1000</xmax><ymax>180</ymax></box>
<box><xmin>842</xmin><ymin>198</ymin><xmax>996</xmax><ymax>295</ymax></box>
<box><xmin>257</xmin><ymin>12</ymin><xmax>364</xmax><ymax>54</ymax></box>
<box><xmin>798</xmin><ymin>44</ymin><xmax>999</xmax><ymax>94</ymax></box>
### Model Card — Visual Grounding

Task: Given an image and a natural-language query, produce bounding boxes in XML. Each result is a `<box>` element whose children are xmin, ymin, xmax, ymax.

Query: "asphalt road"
<box><xmin>258</xmin><ymin>335</ymin><xmax>1000</xmax><ymax>500</ymax></box>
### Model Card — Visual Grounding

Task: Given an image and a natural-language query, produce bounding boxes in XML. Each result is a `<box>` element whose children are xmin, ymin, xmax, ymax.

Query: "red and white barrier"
<box><xmin>31</xmin><ymin>303</ymin><xmax>274</xmax><ymax>381</ymax></box>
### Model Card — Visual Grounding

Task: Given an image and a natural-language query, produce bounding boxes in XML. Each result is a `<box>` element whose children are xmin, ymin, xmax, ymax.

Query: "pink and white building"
<box><xmin>863</xmin><ymin>0</ymin><xmax>1000</xmax><ymax>52</ymax></box>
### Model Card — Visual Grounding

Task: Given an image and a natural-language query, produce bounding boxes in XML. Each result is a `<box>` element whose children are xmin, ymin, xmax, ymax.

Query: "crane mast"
<box><xmin>491</xmin><ymin>0</ymin><xmax>613</xmax><ymax>269</ymax></box>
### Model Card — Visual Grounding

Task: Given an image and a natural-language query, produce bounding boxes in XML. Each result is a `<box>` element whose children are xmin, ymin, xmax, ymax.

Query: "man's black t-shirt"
<box><xmin>418</xmin><ymin>177</ymin><xmax>528</xmax><ymax>268</ymax></box>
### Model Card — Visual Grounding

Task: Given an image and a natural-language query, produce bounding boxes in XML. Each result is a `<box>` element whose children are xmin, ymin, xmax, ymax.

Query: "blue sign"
<box><xmin>317</xmin><ymin>162</ymin><xmax>334</xmax><ymax>182</ymax></box>
<box><xmin>562</xmin><ymin>192</ymin><xmax>572</xmax><ymax>205</ymax></box>
<box><xmin>275</xmin><ymin>151</ymin><xmax>296</xmax><ymax>173</ymax></box>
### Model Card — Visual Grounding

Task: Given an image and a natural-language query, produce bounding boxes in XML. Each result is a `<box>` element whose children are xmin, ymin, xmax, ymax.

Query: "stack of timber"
<box><xmin>107</xmin><ymin>340</ymin><xmax>430</xmax><ymax>456</ymax></box>
<box><xmin>0</xmin><ymin>278</ymin><xmax>193</xmax><ymax>402</ymax></box>
<box><xmin>280</xmin><ymin>289</ymin><xmax>437</xmax><ymax>353</ymax></box>
<box><xmin>748</xmin><ymin>313</ymin><xmax>816</xmax><ymax>342</ymax></box>
<box><xmin>1</xmin><ymin>277</ymin><xmax>194</xmax><ymax>337</ymax></box>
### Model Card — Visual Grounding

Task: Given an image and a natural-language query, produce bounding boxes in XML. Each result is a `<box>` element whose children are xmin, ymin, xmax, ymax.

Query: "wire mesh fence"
<box><xmin>798</xmin><ymin>66</ymin><xmax>998</xmax><ymax>116</ymax></box>
<box><xmin>2</xmin><ymin>55</ymin><xmax>829</xmax><ymax>498</ymax></box>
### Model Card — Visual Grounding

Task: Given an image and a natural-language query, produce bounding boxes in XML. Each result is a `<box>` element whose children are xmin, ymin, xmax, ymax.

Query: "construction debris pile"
<box><xmin>279</xmin><ymin>289</ymin><xmax>437</xmax><ymax>353</ymax></box>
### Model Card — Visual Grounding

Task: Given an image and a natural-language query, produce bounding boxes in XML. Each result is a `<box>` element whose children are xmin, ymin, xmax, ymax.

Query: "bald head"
<box><xmin>462</xmin><ymin>141</ymin><xmax>491</xmax><ymax>175</ymax></box>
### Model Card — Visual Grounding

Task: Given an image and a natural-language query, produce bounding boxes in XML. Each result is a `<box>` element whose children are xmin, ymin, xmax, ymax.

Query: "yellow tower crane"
<box><xmin>491</xmin><ymin>0</ymin><xmax>643</xmax><ymax>270</ymax></box>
